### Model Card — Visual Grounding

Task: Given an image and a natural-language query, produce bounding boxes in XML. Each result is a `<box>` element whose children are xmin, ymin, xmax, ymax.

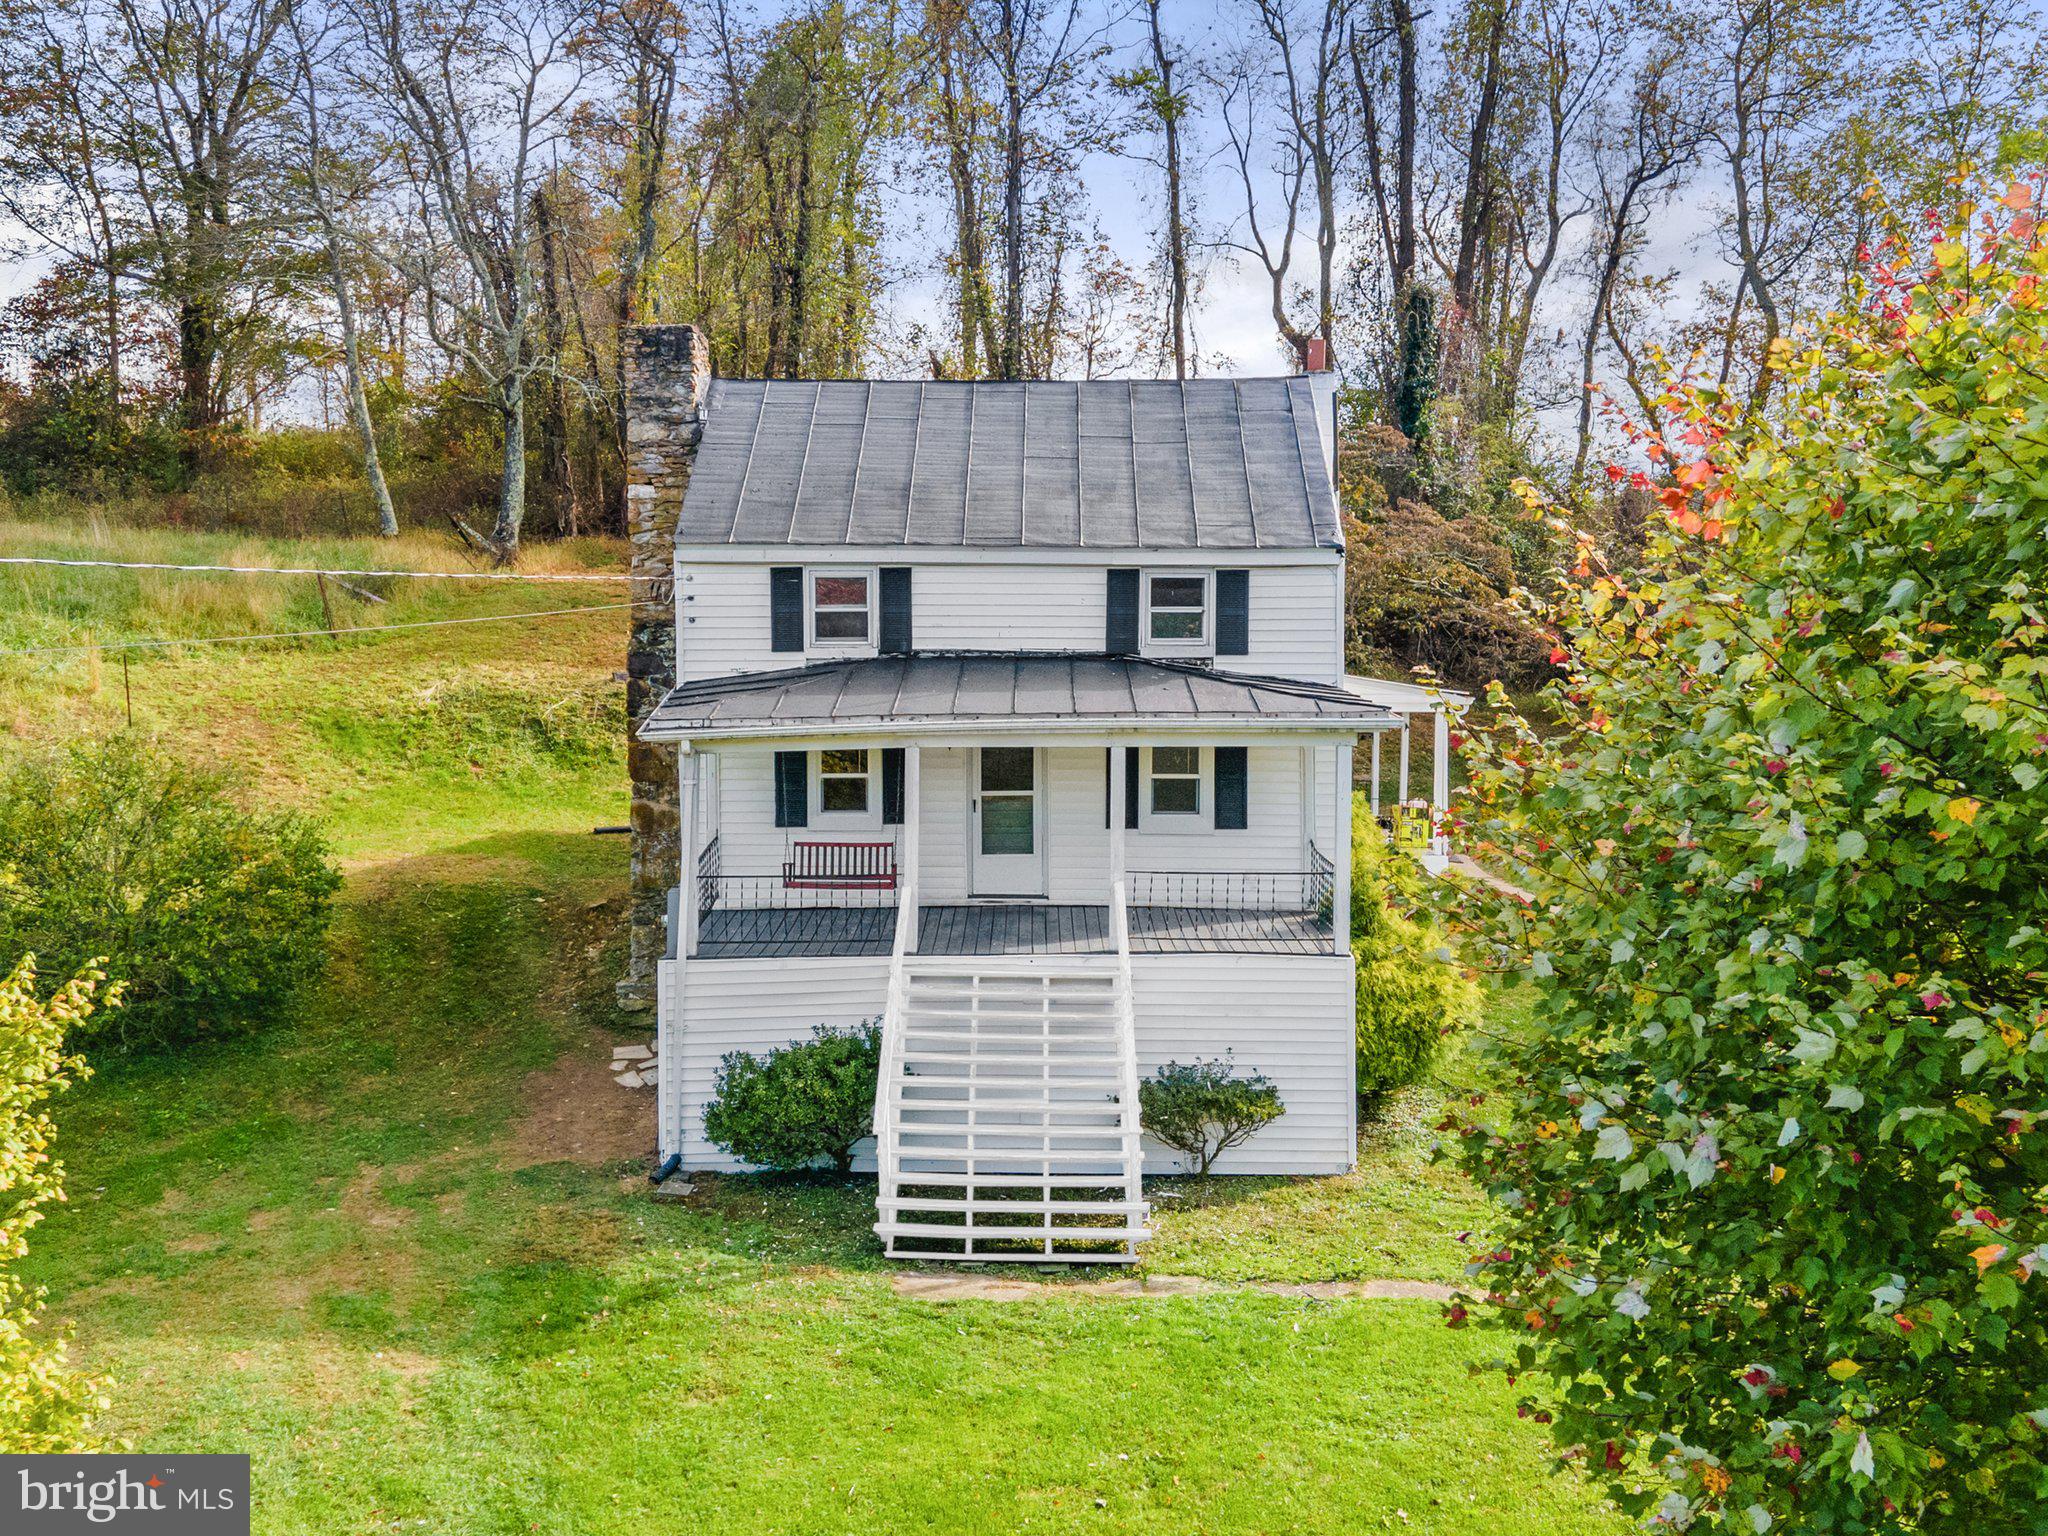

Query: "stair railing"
<box><xmin>1109</xmin><ymin>879</ymin><xmax>1148</xmax><ymax>1247</ymax></box>
<box><xmin>872</xmin><ymin>858</ymin><xmax>917</xmax><ymax>1206</ymax></box>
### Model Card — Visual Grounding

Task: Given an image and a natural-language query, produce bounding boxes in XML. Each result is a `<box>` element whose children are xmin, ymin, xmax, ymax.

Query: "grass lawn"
<box><xmin>6</xmin><ymin>517</ymin><xmax>1624</xmax><ymax>1534</ymax></box>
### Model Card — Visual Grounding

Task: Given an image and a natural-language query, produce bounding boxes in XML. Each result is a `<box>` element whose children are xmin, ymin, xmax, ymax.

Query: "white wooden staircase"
<box><xmin>872</xmin><ymin>885</ymin><xmax>1151</xmax><ymax>1263</ymax></box>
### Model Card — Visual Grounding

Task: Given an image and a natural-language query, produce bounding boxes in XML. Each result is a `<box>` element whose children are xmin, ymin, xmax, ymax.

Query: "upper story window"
<box><xmin>810</xmin><ymin>570</ymin><xmax>873</xmax><ymax>646</ymax></box>
<box><xmin>1145</xmin><ymin>571</ymin><xmax>1211</xmax><ymax>655</ymax></box>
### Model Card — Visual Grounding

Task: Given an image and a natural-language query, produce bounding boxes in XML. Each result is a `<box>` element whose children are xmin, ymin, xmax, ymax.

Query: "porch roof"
<box><xmin>639</xmin><ymin>653</ymin><xmax>1399</xmax><ymax>744</ymax></box>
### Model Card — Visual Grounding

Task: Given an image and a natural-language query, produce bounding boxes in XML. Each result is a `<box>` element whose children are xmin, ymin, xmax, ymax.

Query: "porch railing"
<box><xmin>1307</xmin><ymin>843</ymin><xmax>1335</xmax><ymax>913</ymax></box>
<box><xmin>696</xmin><ymin>833</ymin><xmax>722</xmax><ymax>913</ymax></box>
<box><xmin>698</xmin><ymin>873</ymin><xmax>899</xmax><ymax>913</ymax></box>
<box><xmin>1125</xmin><ymin>869</ymin><xmax>1329</xmax><ymax>916</ymax></box>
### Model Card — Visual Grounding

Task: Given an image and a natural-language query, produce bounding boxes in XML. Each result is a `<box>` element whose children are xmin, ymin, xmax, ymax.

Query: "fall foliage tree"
<box><xmin>1444</xmin><ymin>184</ymin><xmax>2048</xmax><ymax>1531</ymax></box>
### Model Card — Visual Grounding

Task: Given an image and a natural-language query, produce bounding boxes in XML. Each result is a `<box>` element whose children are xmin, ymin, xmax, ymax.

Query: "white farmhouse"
<box><xmin>623</xmin><ymin>328</ymin><xmax>1460</xmax><ymax>1263</ymax></box>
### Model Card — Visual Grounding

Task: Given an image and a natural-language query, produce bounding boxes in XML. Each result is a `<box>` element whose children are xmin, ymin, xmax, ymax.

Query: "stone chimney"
<box><xmin>617</xmin><ymin>324</ymin><xmax>710</xmax><ymax>1011</ymax></box>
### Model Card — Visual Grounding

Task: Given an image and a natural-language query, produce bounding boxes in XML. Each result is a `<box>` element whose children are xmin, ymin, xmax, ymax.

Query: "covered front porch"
<box><xmin>691</xmin><ymin>894</ymin><xmax>1335</xmax><ymax>959</ymax></box>
<box><xmin>642</xmin><ymin>654</ymin><xmax>1395</xmax><ymax>963</ymax></box>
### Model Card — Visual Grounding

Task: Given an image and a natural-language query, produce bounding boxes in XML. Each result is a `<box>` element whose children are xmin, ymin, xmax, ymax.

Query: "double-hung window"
<box><xmin>815</xmin><ymin>748</ymin><xmax>875</xmax><ymax>821</ymax></box>
<box><xmin>1145</xmin><ymin>746</ymin><xmax>1206</xmax><ymax>823</ymax></box>
<box><xmin>809</xmin><ymin>570</ymin><xmax>873</xmax><ymax>647</ymax></box>
<box><xmin>1144</xmin><ymin>571</ymin><xmax>1211</xmax><ymax>655</ymax></box>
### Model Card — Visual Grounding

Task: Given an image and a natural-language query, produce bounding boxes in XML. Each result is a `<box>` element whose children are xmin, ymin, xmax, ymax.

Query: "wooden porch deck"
<box><xmin>694</xmin><ymin>902</ymin><xmax>1333</xmax><ymax>959</ymax></box>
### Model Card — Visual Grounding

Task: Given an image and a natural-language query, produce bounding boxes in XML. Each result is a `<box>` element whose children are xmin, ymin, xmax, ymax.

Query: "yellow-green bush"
<box><xmin>1351</xmin><ymin>797</ymin><xmax>1475</xmax><ymax>1096</ymax></box>
<box><xmin>0</xmin><ymin>955</ymin><xmax>108</xmax><ymax>1452</ymax></box>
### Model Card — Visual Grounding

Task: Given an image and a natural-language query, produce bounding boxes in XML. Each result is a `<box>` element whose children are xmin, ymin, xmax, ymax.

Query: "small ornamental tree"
<box><xmin>1139</xmin><ymin>1056</ymin><xmax>1284</xmax><ymax>1174</ymax></box>
<box><xmin>0</xmin><ymin>956</ymin><xmax>110</xmax><ymax>1452</ymax></box>
<box><xmin>1444</xmin><ymin>185</ymin><xmax>2048</xmax><ymax>1533</ymax></box>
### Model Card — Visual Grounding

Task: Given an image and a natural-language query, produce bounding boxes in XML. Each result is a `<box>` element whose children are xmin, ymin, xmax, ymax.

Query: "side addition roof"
<box><xmin>679</xmin><ymin>378</ymin><xmax>1343</xmax><ymax>552</ymax></box>
<box><xmin>639</xmin><ymin>654</ymin><xmax>1397</xmax><ymax>743</ymax></box>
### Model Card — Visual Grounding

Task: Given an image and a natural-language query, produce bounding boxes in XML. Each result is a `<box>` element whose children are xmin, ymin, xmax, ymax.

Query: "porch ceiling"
<box><xmin>638</xmin><ymin>653</ymin><xmax>1400</xmax><ymax>744</ymax></box>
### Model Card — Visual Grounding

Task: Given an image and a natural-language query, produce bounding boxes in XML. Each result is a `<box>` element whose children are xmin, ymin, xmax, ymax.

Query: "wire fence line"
<box><xmin>0</xmin><ymin>555</ymin><xmax>632</xmax><ymax>583</ymax></box>
<box><xmin>0</xmin><ymin>600</ymin><xmax>652</xmax><ymax>659</ymax></box>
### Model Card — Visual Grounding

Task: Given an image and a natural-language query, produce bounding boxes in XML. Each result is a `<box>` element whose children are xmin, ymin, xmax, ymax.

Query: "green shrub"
<box><xmin>0</xmin><ymin>957</ymin><xmax>109</xmax><ymax>1451</ymax></box>
<box><xmin>1443</xmin><ymin>202</ymin><xmax>2048</xmax><ymax>1529</ymax></box>
<box><xmin>0</xmin><ymin>735</ymin><xmax>340</xmax><ymax>1052</ymax></box>
<box><xmin>1351</xmin><ymin>796</ymin><xmax>1475</xmax><ymax>1095</ymax></box>
<box><xmin>702</xmin><ymin>1022</ymin><xmax>882</xmax><ymax>1174</ymax></box>
<box><xmin>1139</xmin><ymin>1056</ymin><xmax>1284</xmax><ymax>1174</ymax></box>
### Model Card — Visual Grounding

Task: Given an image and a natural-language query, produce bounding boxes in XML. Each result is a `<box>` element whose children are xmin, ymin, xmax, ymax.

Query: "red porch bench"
<box><xmin>782</xmin><ymin>840</ymin><xmax>898</xmax><ymax>891</ymax></box>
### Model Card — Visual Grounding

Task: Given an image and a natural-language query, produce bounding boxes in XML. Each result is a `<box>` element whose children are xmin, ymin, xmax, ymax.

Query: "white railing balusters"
<box><xmin>1109</xmin><ymin>880</ymin><xmax>1148</xmax><ymax>1256</ymax></box>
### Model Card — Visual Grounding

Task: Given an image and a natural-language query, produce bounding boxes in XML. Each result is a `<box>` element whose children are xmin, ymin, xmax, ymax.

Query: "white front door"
<box><xmin>971</xmin><ymin>747</ymin><xmax>1044</xmax><ymax>897</ymax></box>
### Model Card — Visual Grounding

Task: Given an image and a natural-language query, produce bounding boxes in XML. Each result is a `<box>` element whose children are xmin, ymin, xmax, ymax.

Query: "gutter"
<box><xmin>637</xmin><ymin>714</ymin><xmax>1400</xmax><ymax>746</ymax></box>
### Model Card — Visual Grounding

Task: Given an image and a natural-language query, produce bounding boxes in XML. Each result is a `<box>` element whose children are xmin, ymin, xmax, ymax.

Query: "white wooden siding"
<box><xmin>676</xmin><ymin>559</ymin><xmax>1342</xmax><ymax>683</ymax></box>
<box><xmin>667</xmin><ymin>951</ymin><xmax>1357</xmax><ymax>1174</ymax></box>
<box><xmin>674</xmin><ymin>957</ymin><xmax>891</xmax><ymax>1174</ymax></box>
<box><xmin>696</xmin><ymin>743</ymin><xmax>1347</xmax><ymax>901</ymax></box>
<box><xmin>1131</xmin><ymin>953</ymin><xmax>1357</xmax><ymax>1175</ymax></box>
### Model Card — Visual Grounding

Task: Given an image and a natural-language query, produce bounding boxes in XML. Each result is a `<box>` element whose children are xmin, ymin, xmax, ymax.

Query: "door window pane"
<box><xmin>981</xmin><ymin>795</ymin><xmax>1035</xmax><ymax>854</ymax></box>
<box><xmin>980</xmin><ymin>747</ymin><xmax>1035</xmax><ymax>793</ymax></box>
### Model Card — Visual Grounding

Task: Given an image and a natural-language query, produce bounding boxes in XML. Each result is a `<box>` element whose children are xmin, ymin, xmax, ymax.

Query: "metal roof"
<box><xmin>1344</xmin><ymin>673</ymin><xmax>1475</xmax><ymax>713</ymax></box>
<box><xmin>679</xmin><ymin>378</ymin><xmax>1343</xmax><ymax>551</ymax></box>
<box><xmin>640</xmin><ymin>654</ymin><xmax>1395</xmax><ymax>742</ymax></box>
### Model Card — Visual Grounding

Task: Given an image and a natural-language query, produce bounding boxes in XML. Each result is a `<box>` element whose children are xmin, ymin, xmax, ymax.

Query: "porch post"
<box><xmin>1369</xmin><ymin>731</ymin><xmax>1381</xmax><ymax>820</ymax></box>
<box><xmin>1398</xmin><ymin>719</ymin><xmax>1411</xmax><ymax>804</ymax></box>
<box><xmin>1108</xmin><ymin>743</ymin><xmax>1127</xmax><ymax>897</ymax></box>
<box><xmin>1432</xmin><ymin>709</ymin><xmax>1451</xmax><ymax>854</ymax></box>
<box><xmin>903</xmin><ymin>744</ymin><xmax>922</xmax><ymax>952</ymax></box>
<box><xmin>1300</xmin><ymin>744</ymin><xmax>1315</xmax><ymax>868</ymax></box>
<box><xmin>1333</xmin><ymin>738</ymin><xmax>1354</xmax><ymax>957</ymax></box>
<box><xmin>677</xmin><ymin>747</ymin><xmax>699</xmax><ymax>961</ymax></box>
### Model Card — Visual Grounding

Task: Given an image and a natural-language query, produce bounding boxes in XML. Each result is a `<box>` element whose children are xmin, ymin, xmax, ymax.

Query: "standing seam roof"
<box><xmin>679</xmin><ymin>378</ymin><xmax>1342</xmax><ymax>551</ymax></box>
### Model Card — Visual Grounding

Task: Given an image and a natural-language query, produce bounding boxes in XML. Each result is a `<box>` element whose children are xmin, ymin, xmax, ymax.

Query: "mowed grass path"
<box><xmin>6</xmin><ymin>518</ymin><xmax>1625</xmax><ymax>1534</ymax></box>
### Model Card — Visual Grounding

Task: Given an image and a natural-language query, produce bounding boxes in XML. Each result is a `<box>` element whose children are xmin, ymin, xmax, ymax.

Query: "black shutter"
<box><xmin>882</xmin><ymin>748</ymin><xmax>905</xmax><ymax>824</ymax></box>
<box><xmin>1217</xmin><ymin>569</ymin><xmax>1250</xmax><ymax>656</ymax></box>
<box><xmin>879</xmin><ymin>567</ymin><xmax>913</xmax><ymax>654</ymax></box>
<box><xmin>1107</xmin><ymin>568</ymin><xmax>1140</xmax><ymax>653</ymax></box>
<box><xmin>770</xmin><ymin>567</ymin><xmax>804</xmax><ymax>652</ymax></box>
<box><xmin>774</xmin><ymin>751</ymin><xmax>809</xmax><ymax>827</ymax></box>
<box><xmin>1214</xmin><ymin>746</ymin><xmax>1249</xmax><ymax>830</ymax></box>
<box><xmin>1125</xmin><ymin>746</ymin><xmax>1141</xmax><ymax>829</ymax></box>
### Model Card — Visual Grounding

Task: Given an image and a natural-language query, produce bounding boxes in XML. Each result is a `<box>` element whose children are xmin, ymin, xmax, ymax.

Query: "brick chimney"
<box><xmin>1296</xmin><ymin>336</ymin><xmax>1338</xmax><ymax>482</ymax></box>
<box><xmin>617</xmin><ymin>324</ymin><xmax>710</xmax><ymax>1011</ymax></box>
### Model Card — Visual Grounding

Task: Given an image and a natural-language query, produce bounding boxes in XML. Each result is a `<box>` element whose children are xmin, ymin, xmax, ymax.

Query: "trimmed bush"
<box><xmin>1138</xmin><ymin>1056</ymin><xmax>1283</xmax><ymax>1174</ymax></box>
<box><xmin>0</xmin><ymin>735</ymin><xmax>340</xmax><ymax>1052</ymax></box>
<box><xmin>0</xmin><ymin>957</ymin><xmax>109</xmax><ymax>1451</ymax></box>
<box><xmin>1351</xmin><ymin>796</ymin><xmax>1476</xmax><ymax>1096</ymax></box>
<box><xmin>702</xmin><ymin>1021</ymin><xmax>882</xmax><ymax>1174</ymax></box>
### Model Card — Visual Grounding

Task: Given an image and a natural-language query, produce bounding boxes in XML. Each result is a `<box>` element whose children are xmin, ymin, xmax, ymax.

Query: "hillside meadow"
<box><xmin>0</xmin><ymin>515</ymin><xmax>1623</xmax><ymax>1534</ymax></box>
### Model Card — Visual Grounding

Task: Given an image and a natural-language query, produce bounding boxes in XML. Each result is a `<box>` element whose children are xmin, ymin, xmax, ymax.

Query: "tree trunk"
<box><xmin>326</xmin><ymin>238</ymin><xmax>399</xmax><ymax>536</ymax></box>
<box><xmin>1450</xmin><ymin>0</ymin><xmax>1507</xmax><ymax>320</ymax></box>
<box><xmin>1146</xmin><ymin>0</ymin><xmax>1188</xmax><ymax>379</ymax></box>
<box><xmin>1000</xmin><ymin>10</ymin><xmax>1026</xmax><ymax>381</ymax></box>
<box><xmin>491</xmin><ymin>379</ymin><xmax>526</xmax><ymax>563</ymax></box>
